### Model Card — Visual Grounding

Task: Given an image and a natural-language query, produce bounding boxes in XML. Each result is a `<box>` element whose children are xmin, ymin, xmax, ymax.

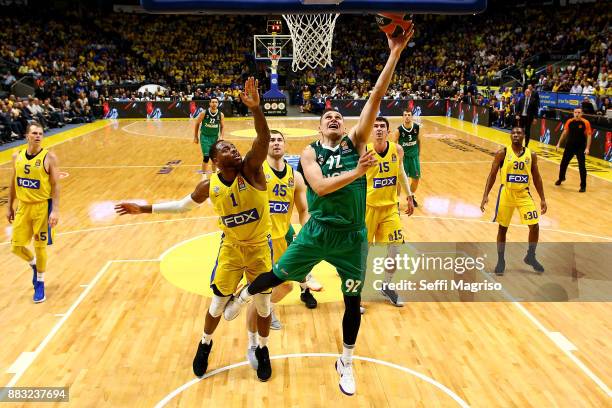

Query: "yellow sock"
<box><xmin>34</xmin><ymin>246</ymin><xmax>48</xmax><ymax>274</ymax></box>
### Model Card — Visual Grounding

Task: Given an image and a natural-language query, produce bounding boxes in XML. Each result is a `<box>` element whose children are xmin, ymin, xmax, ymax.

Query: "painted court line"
<box><xmin>154</xmin><ymin>353</ymin><xmax>470</xmax><ymax>408</ymax></box>
<box><xmin>512</xmin><ymin>301</ymin><xmax>612</xmax><ymax>397</ymax></box>
<box><xmin>427</xmin><ymin>119</ymin><xmax>612</xmax><ymax>183</ymax></box>
<box><xmin>474</xmin><ymin>268</ymin><xmax>612</xmax><ymax>398</ymax></box>
<box><xmin>3</xmin><ymin>259</ymin><xmax>158</xmax><ymax>390</ymax></box>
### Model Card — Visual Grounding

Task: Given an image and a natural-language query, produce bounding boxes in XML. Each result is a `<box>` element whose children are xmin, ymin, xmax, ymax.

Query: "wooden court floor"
<box><xmin>0</xmin><ymin>117</ymin><xmax>610</xmax><ymax>407</ymax></box>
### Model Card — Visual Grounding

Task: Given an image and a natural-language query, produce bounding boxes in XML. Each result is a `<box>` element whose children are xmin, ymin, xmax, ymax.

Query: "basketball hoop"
<box><xmin>282</xmin><ymin>13</ymin><xmax>340</xmax><ymax>71</ymax></box>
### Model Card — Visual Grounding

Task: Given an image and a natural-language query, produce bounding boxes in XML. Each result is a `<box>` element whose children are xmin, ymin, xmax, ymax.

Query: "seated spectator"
<box><xmin>581</xmin><ymin>97</ymin><xmax>596</xmax><ymax>115</ymax></box>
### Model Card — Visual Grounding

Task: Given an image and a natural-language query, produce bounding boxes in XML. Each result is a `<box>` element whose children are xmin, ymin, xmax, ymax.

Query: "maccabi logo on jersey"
<box><xmin>237</xmin><ymin>176</ymin><xmax>246</xmax><ymax>191</ymax></box>
<box><xmin>507</xmin><ymin>174</ymin><xmax>529</xmax><ymax>183</ymax></box>
<box><xmin>265</xmin><ymin>173</ymin><xmax>272</xmax><ymax>181</ymax></box>
<box><xmin>269</xmin><ymin>200</ymin><xmax>290</xmax><ymax>214</ymax></box>
<box><xmin>373</xmin><ymin>176</ymin><xmax>397</xmax><ymax>188</ymax></box>
<box><xmin>35</xmin><ymin>159</ymin><xmax>41</xmax><ymax>167</ymax></box>
<box><xmin>213</xmin><ymin>185</ymin><xmax>220</xmax><ymax>195</ymax></box>
<box><xmin>287</xmin><ymin>177</ymin><xmax>294</xmax><ymax>187</ymax></box>
<box><xmin>17</xmin><ymin>177</ymin><xmax>40</xmax><ymax>189</ymax></box>
<box><xmin>391</xmin><ymin>153</ymin><xmax>397</xmax><ymax>163</ymax></box>
<box><xmin>221</xmin><ymin>208</ymin><xmax>260</xmax><ymax>228</ymax></box>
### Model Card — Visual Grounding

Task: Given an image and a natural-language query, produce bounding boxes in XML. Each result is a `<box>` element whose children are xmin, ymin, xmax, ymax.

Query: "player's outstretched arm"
<box><xmin>293</xmin><ymin>171</ymin><xmax>310</xmax><ymax>225</ymax></box>
<box><xmin>114</xmin><ymin>180</ymin><xmax>210</xmax><ymax>215</ymax></box>
<box><xmin>241</xmin><ymin>77</ymin><xmax>271</xmax><ymax>176</ymax></box>
<box><xmin>301</xmin><ymin>146</ymin><xmax>376</xmax><ymax>196</ymax></box>
<box><xmin>350</xmin><ymin>29</ymin><xmax>413</xmax><ymax>148</ymax></box>
<box><xmin>531</xmin><ymin>152</ymin><xmax>547</xmax><ymax>215</ymax></box>
<box><xmin>480</xmin><ymin>149</ymin><xmax>505</xmax><ymax>212</ymax></box>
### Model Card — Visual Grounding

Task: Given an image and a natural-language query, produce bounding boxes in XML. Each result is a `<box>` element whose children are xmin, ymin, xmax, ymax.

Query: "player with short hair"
<box><xmin>245</xmin><ymin>130</ymin><xmax>322</xmax><ymax>368</ymax></box>
<box><xmin>194</xmin><ymin>97</ymin><xmax>224</xmax><ymax>178</ymax></box>
<box><xmin>7</xmin><ymin>121</ymin><xmax>61</xmax><ymax>303</ymax></box>
<box><xmin>365</xmin><ymin>116</ymin><xmax>414</xmax><ymax>306</ymax></box>
<box><xmin>115</xmin><ymin>78</ymin><xmax>275</xmax><ymax>382</ymax></box>
<box><xmin>222</xmin><ymin>31</ymin><xmax>413</xmax><ymax>396</ymax></box>
<box><xmin>391</xmin><ymin>109</ymin><xmax>421</xmax><ymax>206</ymax></box>
<box><xmin>480</xmin><ymin>127</ymin><xmax>547</xmax><ymax>275</ymax></box>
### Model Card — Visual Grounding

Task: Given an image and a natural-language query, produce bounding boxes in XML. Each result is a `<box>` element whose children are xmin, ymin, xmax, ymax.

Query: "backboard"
<box><xmin>141</xmin><ymin>0</ymin><xmax>487</xmax><ymax>14</ymax></box>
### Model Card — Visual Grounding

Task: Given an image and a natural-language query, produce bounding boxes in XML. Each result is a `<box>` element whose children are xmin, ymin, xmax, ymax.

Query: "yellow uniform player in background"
<box><xmin>7</xmin><ymin>121</ymin><xmax>61</xmax><ymax>303</ymax></box>
<box><xmin>115</xmin><ymin>78</ymin><xmax>276</xmax><ymax>382</ymax></box>
<box><xmin>365</xmin><ymin>116</ymin><xmax>414</xmax><ymax>307</ymax></box>
<box><xmin>481</xmin><ymin>127</ymin><xmax>547</xmax><ymax>275</ymax></box>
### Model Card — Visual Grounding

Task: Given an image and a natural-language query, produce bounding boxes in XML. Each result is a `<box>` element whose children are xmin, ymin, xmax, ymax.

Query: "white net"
<box><xmin>282</xmin><ymin>13</ymin><xmax>340</xmax><ymax>71</ymax></box>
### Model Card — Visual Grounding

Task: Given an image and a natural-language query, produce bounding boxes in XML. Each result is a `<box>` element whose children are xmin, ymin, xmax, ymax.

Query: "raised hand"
<box><xmin>387</xmin><ymin>22</ymin><xmax>414</xmax><ymax>55</ymax></box>
<box><xmin>239</xmin><ymin>77</ymin><xmax>260</xmax><ymax>109</ymax></box>
<box><xmin>356</xmin><ymin>150</ymin><xmax>377</xmax><ymax>176</ymax></box>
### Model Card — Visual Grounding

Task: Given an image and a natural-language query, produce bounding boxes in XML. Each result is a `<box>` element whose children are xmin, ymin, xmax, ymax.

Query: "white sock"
<box><xmin>248</xmin><ymin>331</ymin><xmax>257</xmax><ymax>348</ymax></box>
<box><xmin>258</xmin><ymin>335</ymin><xmax>269</xmax><ymax>348</ymax></box>
<box><xmin>29</xmin><ymin>257</ymin><xmax>36</xmax><ymax>266</ymax></box>
<box><xmin>37</xmin><ymin>273</ymin><xmax>44</xmax><ymax>282</ymax></box>
<box><xmin>384</xmin><ymin>271</ymin><xmax>393</xmax><ymax>284</ymax></box>
<box><xmin>342</xmin><ymin>343</ymin><xmax>354</xmax><ymax>364</ymax></box>
<box><xmin>201</xmin><ymin>332</ymin><xmax>212</xmax><ymax>345</ymax></box>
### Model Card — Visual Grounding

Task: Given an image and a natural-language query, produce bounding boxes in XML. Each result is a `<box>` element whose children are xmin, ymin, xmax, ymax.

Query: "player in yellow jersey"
<box><xmin>481</xmin><ymin>127</ymin><xmax>547</xmax><ymax>275</ymax></box>
<box><xmin>115</xmin><ymin>78</ymin><xmax>275</xmax><ymax>382</ymax></box>
<box><xmin>7</xmin><ymin>121</ymin><xmax>60</xmax><ymax>303</ymax></box>
<box><xmin>365</xmin><ymin>117</ymin><xmax>414</xmax><ymax>307</ymax></box>
<box><xmin>244</xmin><ymin>130</ymin><xmax>318</xmax><ymax>368</ymax></box>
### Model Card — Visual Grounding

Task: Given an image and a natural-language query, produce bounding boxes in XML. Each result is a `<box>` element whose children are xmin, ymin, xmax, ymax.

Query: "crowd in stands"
<box><xmin>0</xmin><ymin>93</ymin><xmax>96</xmax><ymax>143</ymax></box>
<box><xmin>0</xmin><ymin>0</ymin><xmax>610</xmax><ymax>137</ymax></box>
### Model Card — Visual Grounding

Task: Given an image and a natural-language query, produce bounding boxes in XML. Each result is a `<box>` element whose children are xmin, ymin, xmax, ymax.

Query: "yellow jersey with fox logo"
<box><xmin>209</xmin><ymin>172</ymin><xmax>271</xmax><ymax>245</ymax></box>
<box><xmin>263</xmin><ymin>160</ymin><xmax>295</xmax><ymax>240</ymax></box>
<box><xmin>500</xmin><ymin>147</ymin><xmax>532</xmax><ymax>191</ymax></box>
<box><xmin>365</xmin><ymin>142</ymin><xmax>400</xmax><ymax>207</ymax></box>
<box><xmin>15</xmin><ymin>148</ymin><xmax>52</xmax><ymax>203</ymax></box>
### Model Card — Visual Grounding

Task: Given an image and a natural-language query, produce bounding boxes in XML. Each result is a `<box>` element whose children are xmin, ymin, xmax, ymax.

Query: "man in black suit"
<box><xmin>515</xmin><ymin>88</ymin><xmax>539</xmax><ymax>146</ymax></box>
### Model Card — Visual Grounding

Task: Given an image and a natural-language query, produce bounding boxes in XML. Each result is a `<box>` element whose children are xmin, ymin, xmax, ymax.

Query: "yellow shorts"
<box><xmin>210</xmin><ymin>235</ymin><xmax>273</xmax><ymax>296</ymax></box>
<box><xmin>492</xmin><ymin>185</ymin><xmax>539</xmax><ymax>228</ymax></box>
<box><xmin>365</xmin><ymin>204</ymin><xmax>404</xmax><ymax>244</ymax></box>
<box><xmin>271</xmin><ymin>237</ymin><xmax>288</xmax><ymax>264</ymax></box>
<box><xmin>11</xmin><ymin>200</ymin><xmax>54</xmax><ymax>247</ymax></box>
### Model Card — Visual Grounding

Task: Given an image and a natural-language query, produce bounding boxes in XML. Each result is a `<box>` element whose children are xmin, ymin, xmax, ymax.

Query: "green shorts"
<box><xmin>403</xmin><ymin>155</ymin><xmax>421</xmax><ymax>179</ymax></box>
<box><xmin>273</xmin><ymin>219</ymin><xmax>368</xmax><ymax>296</ymax></box>
<box><xmin>200</xmin><ymin>136</ymin><xmax>218</xmax><ymax>159</ymax></box>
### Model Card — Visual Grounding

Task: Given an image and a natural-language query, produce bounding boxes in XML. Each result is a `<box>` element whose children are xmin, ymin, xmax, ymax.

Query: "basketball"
<box><xmin>376</xmin><ymin>13</ymin><xmax>413</xmax><ymax>38</ymax></box>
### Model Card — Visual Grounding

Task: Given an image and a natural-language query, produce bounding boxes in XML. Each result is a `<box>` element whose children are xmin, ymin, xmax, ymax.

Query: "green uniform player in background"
<box><xmin>392</xmin><ymin>109</ymin><xmax>421</xmax><ymax>206</ymax></box>
<box><xmin>193</xmin><ymin>97</ymin><xmax>224</xmax><ymax>178</ymax></box>
<box><xmin>222</xmin><ymin>28</ymin><xmax>414</xmax><ymax>396</ymax></box>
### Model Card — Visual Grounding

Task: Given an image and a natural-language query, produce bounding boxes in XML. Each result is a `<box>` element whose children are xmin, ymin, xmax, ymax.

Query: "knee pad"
<box><xmin>254</xmin><ymin>293</ymin><xmax>272</xmax><ymax>318</ymax></box>
<box><xmin>208</xmin><ymin>295</ymin><xmax>230</xmax><ymax>318</ymax></box>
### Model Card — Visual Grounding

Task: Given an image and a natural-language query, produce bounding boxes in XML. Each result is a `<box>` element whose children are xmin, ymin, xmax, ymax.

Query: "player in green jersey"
<box><xmin>391</xmin><ymin>109</ymin><xmax>421</xmax><ymax>206</ymax></box>
<box><xmin>194</xmin><ymin>97</ymin><xmax>225</xmax><ymax>178</ymax></box>
<box><xmin>222</xmin><ymin>29</ymin><xmax>414</xmax><ymax>396</ymax></box>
